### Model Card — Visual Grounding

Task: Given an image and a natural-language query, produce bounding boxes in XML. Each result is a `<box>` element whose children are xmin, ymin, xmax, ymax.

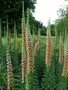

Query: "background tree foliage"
<box><xmin>0</xmin><ymin>0</ymin><xmax>46</xmax><ymax>36</ymax></box>
<box><xmin>56</xmin><ymin>6</ymin><xmax>68</xmax><ymax>36</ymax></box>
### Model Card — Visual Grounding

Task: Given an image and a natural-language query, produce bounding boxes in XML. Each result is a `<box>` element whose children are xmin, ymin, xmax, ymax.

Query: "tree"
<box><xmin>55</xmin><ymin>6</ymin><xmax>68</xmax><ymax>37</ymax></box>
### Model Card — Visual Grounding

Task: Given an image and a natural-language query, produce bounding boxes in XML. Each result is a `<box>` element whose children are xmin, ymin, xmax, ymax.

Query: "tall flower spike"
<box><xmin>46</xmin><ymin>20</ymin><xmax>52</xmax><ymax>67</ymax></box>
<box><xmin>22</xmin><ymin>1</ymin><xmax>26</xmax><ymax>49</ymax></box>
<box><xmin>34</xmin><ymin>41</ymin><xmax>39</xmax><ymax>56</ymax></box>
<box><xmin>21</xmin><ymin>1</ymin><xmax>27</xmax><ymax>83</ymax></box>
<box><xmin>6</xmin><ymin>17</ymin><xmax>14</xmax><ymax>90</ymax></box>
<box><xmin>34</xmin><ymin>29</ymin><xmax>41</xmax><ymax>56</ymax></box>
<box><xmin>59</xmin><ymin>33</ymin><xmax>63</xmax><ymax>64</ymax></box>
<box><xmin>62</xmin><ymin>31</ymin><xmax>68</xmax><ymax>77</ymax></box>
<box><xmin>37</xmin><ymin>28</ymin><xmax>41</xmax><ymax>48</ymax></box>
<box><xmin>26</xmin><ymin>8</ymin><xmax>34</xmax><ymax>74</ymax></box>
<box><xmin>62</xmin><ymin>45</ymin><xmax>68</xmax><ymax>77</ymax></box>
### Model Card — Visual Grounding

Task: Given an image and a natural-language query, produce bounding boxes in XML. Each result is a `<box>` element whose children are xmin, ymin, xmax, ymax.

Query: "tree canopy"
<box><xmin>0</xmin><ymin>0</ymin><xmax>46</xmax><ymax>36</ymax></box>
<box><xmin>55</xmin><ymin>6</ymin><xmax>68</xmax><ymax>35</ymax></box>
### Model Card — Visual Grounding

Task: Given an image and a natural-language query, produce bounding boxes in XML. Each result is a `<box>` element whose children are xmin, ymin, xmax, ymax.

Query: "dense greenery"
<box><xmin>0</xmin><ymin>35</ymin><xmax>68</xmax><ymax>90</ymax></box>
